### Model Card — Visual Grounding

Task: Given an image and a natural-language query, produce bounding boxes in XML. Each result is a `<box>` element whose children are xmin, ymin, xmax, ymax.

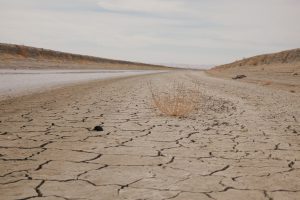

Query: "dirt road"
<box><xmin>1</xmin><ymin>71</ymin><xmax>299</xmax><ymax>200</ymax></box>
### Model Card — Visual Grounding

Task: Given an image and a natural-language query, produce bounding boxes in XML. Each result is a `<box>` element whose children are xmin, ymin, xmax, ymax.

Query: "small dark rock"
<box><xmin>93</xmin><ymin>125</ymin><xmax>104</xmax><ymax>132</ymax></box>
<box><xmin>204</xmin><ymin>127</ymin><xmax>211</xmax><ymax>131</ymax></box>
<box><xmin>221</xmin><ymin>122</ymin><xmax>229</xmax><ymax>126</ymax></box>
<box><xmin>212</xmin><ymin>121</ymin><xmax>219</xmax><ymax>127</ymax></box>
<box><xmin>293</xmin><ymin>129</ymin><xmax>297</xmax><ymax>133</ymax></box>
<box><xmin>288</xmin><ymin>161</ymin><xmax>295</xmax><ymax>168</ymax></box>
<box><xmin>51</xmin><ymin>123</ymin><xmax>55</xmax><ymax>126</ymax></box>
<box><xmin>292</xmin><ymin>72</ymin><xmax>298</xmax><ymax>76</ymax></box>
<box><xmin>232</xmin><ymin>75</ymin><xmax>247</xmax><ymax>80</ymax></box>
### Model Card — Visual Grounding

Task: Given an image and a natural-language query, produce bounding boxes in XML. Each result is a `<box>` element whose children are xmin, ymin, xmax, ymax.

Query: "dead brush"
<box><xmin>148</xmin><ymin>82</ymin><xmax>200</xmax><ymax>117</ymax></box>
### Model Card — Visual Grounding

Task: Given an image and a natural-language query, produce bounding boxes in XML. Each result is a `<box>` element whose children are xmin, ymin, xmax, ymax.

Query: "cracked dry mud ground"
<box><xmin>0</xmin><ymin>71</ymin><xmax>299</xmax><ymax>200</ymax></box>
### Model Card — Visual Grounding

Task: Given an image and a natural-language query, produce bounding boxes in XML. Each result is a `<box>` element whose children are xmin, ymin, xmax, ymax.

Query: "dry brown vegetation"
<box><xmin>148</xmin><ymin>82</ymin><xmax>200</xmax><ymax>117</ymax></box>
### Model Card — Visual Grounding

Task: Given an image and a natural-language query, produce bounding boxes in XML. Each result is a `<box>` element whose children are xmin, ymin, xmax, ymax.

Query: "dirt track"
<box><xmin>0</xmin><ymin>71</ymin><xmax>299</xmax><ymax>200</ymax></box>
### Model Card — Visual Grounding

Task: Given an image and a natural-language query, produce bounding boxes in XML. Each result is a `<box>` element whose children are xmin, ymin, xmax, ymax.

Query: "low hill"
<box><xmin>208</xmin><ymin>49</ymin><xmax>300</xmax><ymax>92</ymax></box>
<box><xmin>0</xmin><ymin>43</ymin><xmax>171</xmax><ymax>70</ymax></box>
<box><xmin>212</xmin><ymin>49</ymin><xmax>300</xmax><ymax>70</ymax></box>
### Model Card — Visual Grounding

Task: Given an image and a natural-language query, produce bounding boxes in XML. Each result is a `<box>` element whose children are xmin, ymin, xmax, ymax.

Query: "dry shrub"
<box><xmin>148</xmin><ymin>82</ymin><xmax>200</xmax><ymax>117</ymax></box>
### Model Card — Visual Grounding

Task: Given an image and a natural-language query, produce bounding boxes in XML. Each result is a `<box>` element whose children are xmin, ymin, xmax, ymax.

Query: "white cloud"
<box><xmin>97</xmin><ymin>0</ymin><xmax>185</xmax><ymax>15</ymax></box>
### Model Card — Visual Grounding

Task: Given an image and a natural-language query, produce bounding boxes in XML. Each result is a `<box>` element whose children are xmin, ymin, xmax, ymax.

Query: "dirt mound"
<box><xmin>213</xmin><ymin>49</ymin><xmax>300</xmax><ymax>70</ymax></box>
<box><xmin>208</xmin><ymin>49</ymin><xmax>300</xmax><ymax>92</ymax></box>
<box><xmin>0</xmin><ymin>43</ymin><xmax>171</xmax><ymax>70</ymax></box>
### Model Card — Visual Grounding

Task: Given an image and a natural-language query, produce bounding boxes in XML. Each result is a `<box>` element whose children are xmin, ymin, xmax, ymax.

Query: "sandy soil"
<box><xmin>208</xmin><ymin>63</ymin><xmax>300</xmax><ymax>93</ymax></box>
<box><xmin>0</xmin><ymin>71</ymin><xmax>299</xmax><ymax>200</ymax></box>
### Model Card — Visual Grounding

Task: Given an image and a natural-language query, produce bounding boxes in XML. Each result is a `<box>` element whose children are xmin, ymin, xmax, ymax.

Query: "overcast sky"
<box><xmin>0</xmin><ymin>0</ymin><xmax>299</xmax><ymax>67</ymax></box>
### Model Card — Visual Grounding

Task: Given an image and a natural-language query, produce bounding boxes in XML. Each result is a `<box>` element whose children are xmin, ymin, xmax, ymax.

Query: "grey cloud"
<box><xmin>0</xmin><ymin>0</ymin><xmax>299</xmax><ymax>66</ymax></box>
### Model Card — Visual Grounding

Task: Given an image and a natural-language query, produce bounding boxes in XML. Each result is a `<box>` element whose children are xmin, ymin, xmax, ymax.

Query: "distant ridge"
<box><xmin>208</xmin><ymin>48</ymin><xmax>300</xmax><ymax>92</ymax></box>
<box><xmin>0</xmin><ymin>43</ymin><xmax>172</xmax><ymax>70</ymax></box>
<box><xmin>213</xmin><ymin>48</ymin><xmax>300</xmax><ymax>69</ymax></box>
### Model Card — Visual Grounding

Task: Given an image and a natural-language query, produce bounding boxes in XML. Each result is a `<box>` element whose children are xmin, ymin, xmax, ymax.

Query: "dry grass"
<box><xmin>148</xmin><ymin>82</ymin><xmax>200</xmax><ymax>117</ymax></box>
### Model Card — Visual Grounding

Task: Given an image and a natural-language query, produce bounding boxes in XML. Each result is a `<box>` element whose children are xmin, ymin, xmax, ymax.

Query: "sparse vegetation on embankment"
<box><xmin>0</xmin><ymin>43</ymin><xmax>173</xmax><ymax>70</ymax></box>
<box><xmin>207</xmin><ymin>49</ymin><xmax>300</xmax><ymax>92</ymax></box>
